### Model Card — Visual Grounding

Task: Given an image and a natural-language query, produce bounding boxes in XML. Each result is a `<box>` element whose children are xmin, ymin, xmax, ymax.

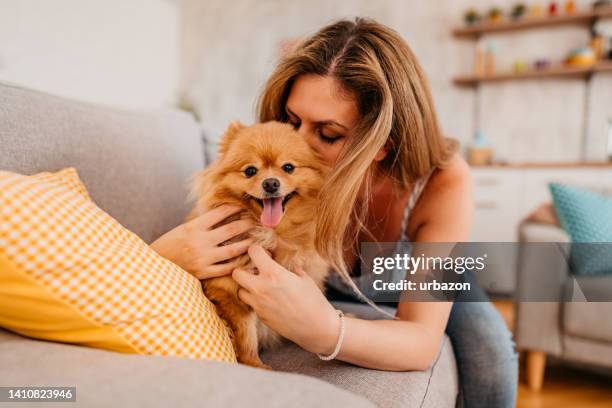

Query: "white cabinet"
<box><xmin>472</xmin><ymin>168</ymin><xmax>523</xmax><ymax>242</ymax></box>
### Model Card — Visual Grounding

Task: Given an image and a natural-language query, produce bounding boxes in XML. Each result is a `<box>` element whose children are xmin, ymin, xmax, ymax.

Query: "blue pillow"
<box><xmin>549</xmin><ymin>183</ymin><xmax>612</xmax><ymax>276</ymax></box>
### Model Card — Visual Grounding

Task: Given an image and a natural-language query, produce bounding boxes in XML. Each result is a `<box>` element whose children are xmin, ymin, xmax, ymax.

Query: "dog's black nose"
<box><xmin>262</xmin><ymin>178</ymin><xmax>280</xmax><ymax>194</ymax></box>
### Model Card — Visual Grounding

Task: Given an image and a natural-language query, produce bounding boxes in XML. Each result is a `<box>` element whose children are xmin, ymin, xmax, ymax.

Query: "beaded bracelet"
<box><xmin>317</xmin><ymin>310</ymin><xmax>345</xmax><ymax>361</ymax></box>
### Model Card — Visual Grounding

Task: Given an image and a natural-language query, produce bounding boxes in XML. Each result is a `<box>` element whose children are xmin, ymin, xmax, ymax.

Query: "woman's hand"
<box><xmin>150</xmin><ymin>205</ymin><xmax>255</xmax><ymax>280</ymax></box>
<box><xmin>232</xmin><ymin>244</ymin><xmax>341</xmax><ymax>355</ymax></box>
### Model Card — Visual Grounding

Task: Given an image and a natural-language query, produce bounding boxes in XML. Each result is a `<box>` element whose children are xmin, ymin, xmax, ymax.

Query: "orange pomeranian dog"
<box><xmin>189</xmin><ymin>121</ymin><xmax>330</xmax><ymax>369</ymax></box>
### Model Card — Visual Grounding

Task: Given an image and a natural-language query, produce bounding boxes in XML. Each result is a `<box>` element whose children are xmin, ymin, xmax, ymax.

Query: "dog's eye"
<box><xmin>244</xmin><ymin>166</ymin><xmax>258</xmax><ymax>178</ymax></box>
<box><xmin>282</xmin><ymin>163</ymin><xmax>294</xmax><ymax>174</ymax></box>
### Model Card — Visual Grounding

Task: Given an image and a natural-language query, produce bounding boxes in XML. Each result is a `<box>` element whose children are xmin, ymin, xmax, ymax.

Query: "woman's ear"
<box><xmin>373</xmin><ymin>145</ymin><xmax>388</xmax><ymax>162</ymax></box>
<box><xmin>218</xmin><ymin>121</ymin><xmax>246</xmax><ymax>155</ymax></box>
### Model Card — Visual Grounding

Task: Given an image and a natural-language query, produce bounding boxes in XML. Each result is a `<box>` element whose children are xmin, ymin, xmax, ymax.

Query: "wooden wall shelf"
<box><xmin>452</xmin><ymin>6</ymin><xmax>612</xmax><ymax>163</ymax></box>
<box><xmin>454</xmin><ymin>61</ymin><xmax>612</xmax><ymax>86</ymax></box>
<box><xmin>453</xmin><ymin>7</ymin><xmax>612</xmax><ymax>38</ymax></box>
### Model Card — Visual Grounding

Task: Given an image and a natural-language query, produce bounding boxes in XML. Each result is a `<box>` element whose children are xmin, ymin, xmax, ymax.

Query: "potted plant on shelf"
<box><xmin>511</xmin><ymin>4</ymin><xmax>527</xmax><ymax>20</ymax></box>
<box><xmin>489</xmin><ymin>6</ymin><xmax>503</xmax><ymax>23</ymax></box>
<box><xmin>464</xmin><ymin>8</ymin><xmax>481</xmax><ymax>25</ymax></box>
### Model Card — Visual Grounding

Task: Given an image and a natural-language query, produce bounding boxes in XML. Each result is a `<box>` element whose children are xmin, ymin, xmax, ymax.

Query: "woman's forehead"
<box><xmin>287</xmin><ymin>75</ymin><xmax>359</xmax><ymax>128</ymax></box>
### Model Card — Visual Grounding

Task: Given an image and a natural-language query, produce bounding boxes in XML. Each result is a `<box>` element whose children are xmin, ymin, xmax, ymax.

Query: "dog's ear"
<box><xmin>218</xmin><ymin>121</ymin><xmax>246</xmax><ymax>156</ymax></box>
<box><xmin>187</xmin><ymin>167</ymin><xmax>217</xmax><ymax>216</ymax></box>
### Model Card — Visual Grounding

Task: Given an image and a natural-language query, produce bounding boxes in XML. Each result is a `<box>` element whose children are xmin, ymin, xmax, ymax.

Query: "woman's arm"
<box><xmin>334</xmin><ymin>303</ymin><xmax>452</xmax><ymax>371</ymax></box>
<box><xmin>341</xmin><ymin>155</ymin><xmax>473</xmax><ymax>370</ymax></box>
<box><xmin>234</xmin><ymin>155</ymin><xmax>473</xmax><ymax>371</ymax></box>
<box><xmin>234</xmin><ymin>245</ymin><xmax>451</xmax><ymax>371</ymax></box>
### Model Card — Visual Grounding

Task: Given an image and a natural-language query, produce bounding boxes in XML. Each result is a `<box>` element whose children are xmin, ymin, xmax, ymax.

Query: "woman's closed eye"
<box><xmin>316</xmin><ymin>128</ymin><xmax>342</xmax><ymax>144</ymax></box>
<box><xmin>286</xmin><ymin>111</ymin><xmax>344</xmax><ymax>145</ymax></box>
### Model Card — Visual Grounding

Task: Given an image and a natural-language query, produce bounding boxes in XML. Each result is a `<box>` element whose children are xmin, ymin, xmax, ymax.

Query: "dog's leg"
<box><xmin>232</xmin><ymin>311</ymin><xmax>271</xmax><ymax>370</ymax></box>
<box><xmin>204</xmin><ymin>281</ymin><xmax>270</xmax><ymax>370</ymax></box>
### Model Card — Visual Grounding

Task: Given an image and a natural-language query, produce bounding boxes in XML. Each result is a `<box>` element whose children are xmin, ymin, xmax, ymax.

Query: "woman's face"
<box><xmin>285</xmin><ymin>75</ymin><xmax>360</xmax><ymax>166</ymax></box>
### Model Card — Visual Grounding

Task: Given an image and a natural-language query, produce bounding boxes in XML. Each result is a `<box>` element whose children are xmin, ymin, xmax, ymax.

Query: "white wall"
<box><xmin>180</xmin><ymin>0</ymin><xmax>612</xmax><ymax>162</ymax></box>
<box><xmin>0</xmin><ymin>0</ymin><xmax>180</xmax><ymax>109</ymax></box>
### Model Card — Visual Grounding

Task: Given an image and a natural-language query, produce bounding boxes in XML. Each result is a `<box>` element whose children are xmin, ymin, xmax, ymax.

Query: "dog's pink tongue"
<box><xmin>261</xmin><ymin>197</ymin><xmax>283</xmax><ymax>228</ymax></box>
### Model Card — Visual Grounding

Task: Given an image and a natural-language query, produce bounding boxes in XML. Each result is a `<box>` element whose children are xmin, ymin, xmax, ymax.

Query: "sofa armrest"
<box><xmin>518</xmin><ymin>222</ymin><xmax>570</xmax><ymax>244</ymax></box>
<box><xmin>514</xmin><ymin>222</ymin><xmax>570</xmax><ymax>355</ymax></box>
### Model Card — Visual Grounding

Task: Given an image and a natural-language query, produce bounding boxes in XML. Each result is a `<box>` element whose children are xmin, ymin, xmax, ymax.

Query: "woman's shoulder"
<box><xmin>429</xmin><ymin>153</ymin><xmax>471</xmax><ymax>191</ymax></box>
<box><xmin>408</xmin><ymin>153</ymin><xmax>473</xmax><ymax>240</ymax></box>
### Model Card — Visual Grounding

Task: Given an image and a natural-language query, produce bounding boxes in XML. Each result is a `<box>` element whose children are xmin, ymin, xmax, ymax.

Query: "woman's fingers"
<box><xmin>199</xmin><ymin>204</ymin><xmax>244</xmax><ymax>230</ymax></box>
<box><xmin>237</xmin><ymin>288</ymin><xmax>256</xmax><ymax>307</ymax></box>
<box><xmin>248</xmin><ymin>244</ymin><xmax>279</xmax><ymax>275</ymax></box>
<box><xmin>209</xmin><ymin>219</ymin><xmax>255</xmax><ymax>245</ymax></box>
<box><xmin>195</xmin><ymin>259</ymin><xmax>241</xmax><ymax>279</ymax></box>
<box><xmin>208</xmin><ymin>238</ymin><xmax>254</xmax><ymax>264</ymax></box>
<box><xmin>232</xmin><ymin>267</ymin><xmax>259</xmax><ymax>292</ymax></box>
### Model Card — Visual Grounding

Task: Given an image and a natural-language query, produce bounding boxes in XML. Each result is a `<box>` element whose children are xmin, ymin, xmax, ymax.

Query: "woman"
<box><xmin>151</xmin><ymin>18</ymin><xmax>517</xmax><ymax>407</ymax></box>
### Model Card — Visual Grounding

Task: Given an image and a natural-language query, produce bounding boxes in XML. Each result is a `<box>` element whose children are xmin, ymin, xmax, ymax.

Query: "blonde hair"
<box><xmin>257</xmin><ymin>18</ymin><xmax>457</xmax><ymax>312</ymax></box>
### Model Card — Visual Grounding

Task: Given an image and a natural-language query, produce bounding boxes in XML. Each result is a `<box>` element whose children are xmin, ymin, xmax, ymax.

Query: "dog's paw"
<box><xmin>241</xmin><ymin>358</ymin><xmax>272</xmax><ymax>370</ymax></box>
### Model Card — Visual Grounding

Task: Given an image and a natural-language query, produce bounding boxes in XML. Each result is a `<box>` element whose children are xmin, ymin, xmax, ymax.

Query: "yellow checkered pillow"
<box><xmin>0</xmin><ymin>168</ymin><xmax>236</xmax><ymax>362</ymax></box>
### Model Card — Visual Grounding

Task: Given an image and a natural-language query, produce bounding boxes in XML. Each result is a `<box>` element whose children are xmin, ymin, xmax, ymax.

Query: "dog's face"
<box><xmin>203</xmin><ymin>121</ymin><xmax>328</xmax><ymax>228</ymax></box>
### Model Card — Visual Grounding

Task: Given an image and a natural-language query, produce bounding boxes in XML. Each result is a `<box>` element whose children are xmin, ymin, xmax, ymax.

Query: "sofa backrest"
<box><xmin>0</xmin><ymin>81</ymin><xmax>206</xmax><ymax>243</ymax></box>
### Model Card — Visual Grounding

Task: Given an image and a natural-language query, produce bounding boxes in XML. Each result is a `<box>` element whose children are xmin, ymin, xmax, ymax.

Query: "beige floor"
<box><xmin>492</xmin><ymin>301</ymin><xmax>612</xmax><ymax>408</ymax></box>
<box><xmin>517</xmin><ymin>365</ymin><xmax>612</xmax><ymax>408</ymax></box>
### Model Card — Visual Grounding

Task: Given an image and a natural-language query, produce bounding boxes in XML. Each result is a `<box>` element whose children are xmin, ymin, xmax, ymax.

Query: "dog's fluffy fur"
<box><xmin>189</xmin><ymin>121</ymin><xmax>330</xmax><ymax>369</ymax></box>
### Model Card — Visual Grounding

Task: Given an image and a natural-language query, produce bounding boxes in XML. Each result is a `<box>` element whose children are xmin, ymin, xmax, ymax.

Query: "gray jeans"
<box><xmin>444</xmin><ymin>272</ymin><xmax>518</xmax><ymax>408</ymax></box>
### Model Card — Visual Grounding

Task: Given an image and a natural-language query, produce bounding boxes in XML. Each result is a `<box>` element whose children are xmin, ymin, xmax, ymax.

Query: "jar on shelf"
<box><xmin>591</xmin><ymin>29</ymin><xmax>605</xmax><ymax>60</ymax></box>
<box><xmin>474</xmin><ymin>41</ymin><xmax>486</xmax><ymax>76</ymax></box>
<box><xmin>467</xmin><ymin>131</ymin><xmax>495</xmax><ymax>166</ymax></box>
<box><xmin>485</xmin><ymin>42</ymin><xmax>497</xmax><ymax>76</ymax></box>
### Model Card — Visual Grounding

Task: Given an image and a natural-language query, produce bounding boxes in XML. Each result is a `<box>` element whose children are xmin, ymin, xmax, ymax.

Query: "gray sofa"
<box><xmin>0</xmin><ymin>81</ymin><xmax>459</xmax><ymax>407</ymax></box>
<box><xmin>515</xmin><ymin>222</ymin><xmax>612</xmax><ymax>391</ymax></box>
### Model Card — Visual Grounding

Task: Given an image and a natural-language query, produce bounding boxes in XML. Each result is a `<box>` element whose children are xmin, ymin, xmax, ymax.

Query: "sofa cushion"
<box><xmin>262</xmin><ymin>302</ymin><xmax>459</xmax><ymax>408</ymax></box>
<box><xmin>0</xmin><ymin>81</ymin><xmax>205</xmax><ymax>243</ymax></box>
<box><xmin>0</xmin><ymin>168</ymin><xmax>235</xmax><ymax>362</ymax></box>
<box><xmin>549</xmin><ymin>183</ymin><xmax>612</xmax><ymax>276</ymax></box>
<box><xmin>0</xmin><ymin>329</ymin><xmax>374</xmax><ymax>408</ymax></box>
<box><xmin>563</xmin><ymin>277</ymin><xmax>612</xmax><ymax>343</ymax></box>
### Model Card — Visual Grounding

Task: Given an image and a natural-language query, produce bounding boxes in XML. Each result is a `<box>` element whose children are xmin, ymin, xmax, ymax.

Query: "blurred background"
<box><xmin>2</xmin><ymin>0</ymin><xmax>611</xmax><ymax>162</ymax></box>
<box><xmin>2</xmin><ymin>1</ymin><xmax>612</xmax><ymax>405</ymax></box>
